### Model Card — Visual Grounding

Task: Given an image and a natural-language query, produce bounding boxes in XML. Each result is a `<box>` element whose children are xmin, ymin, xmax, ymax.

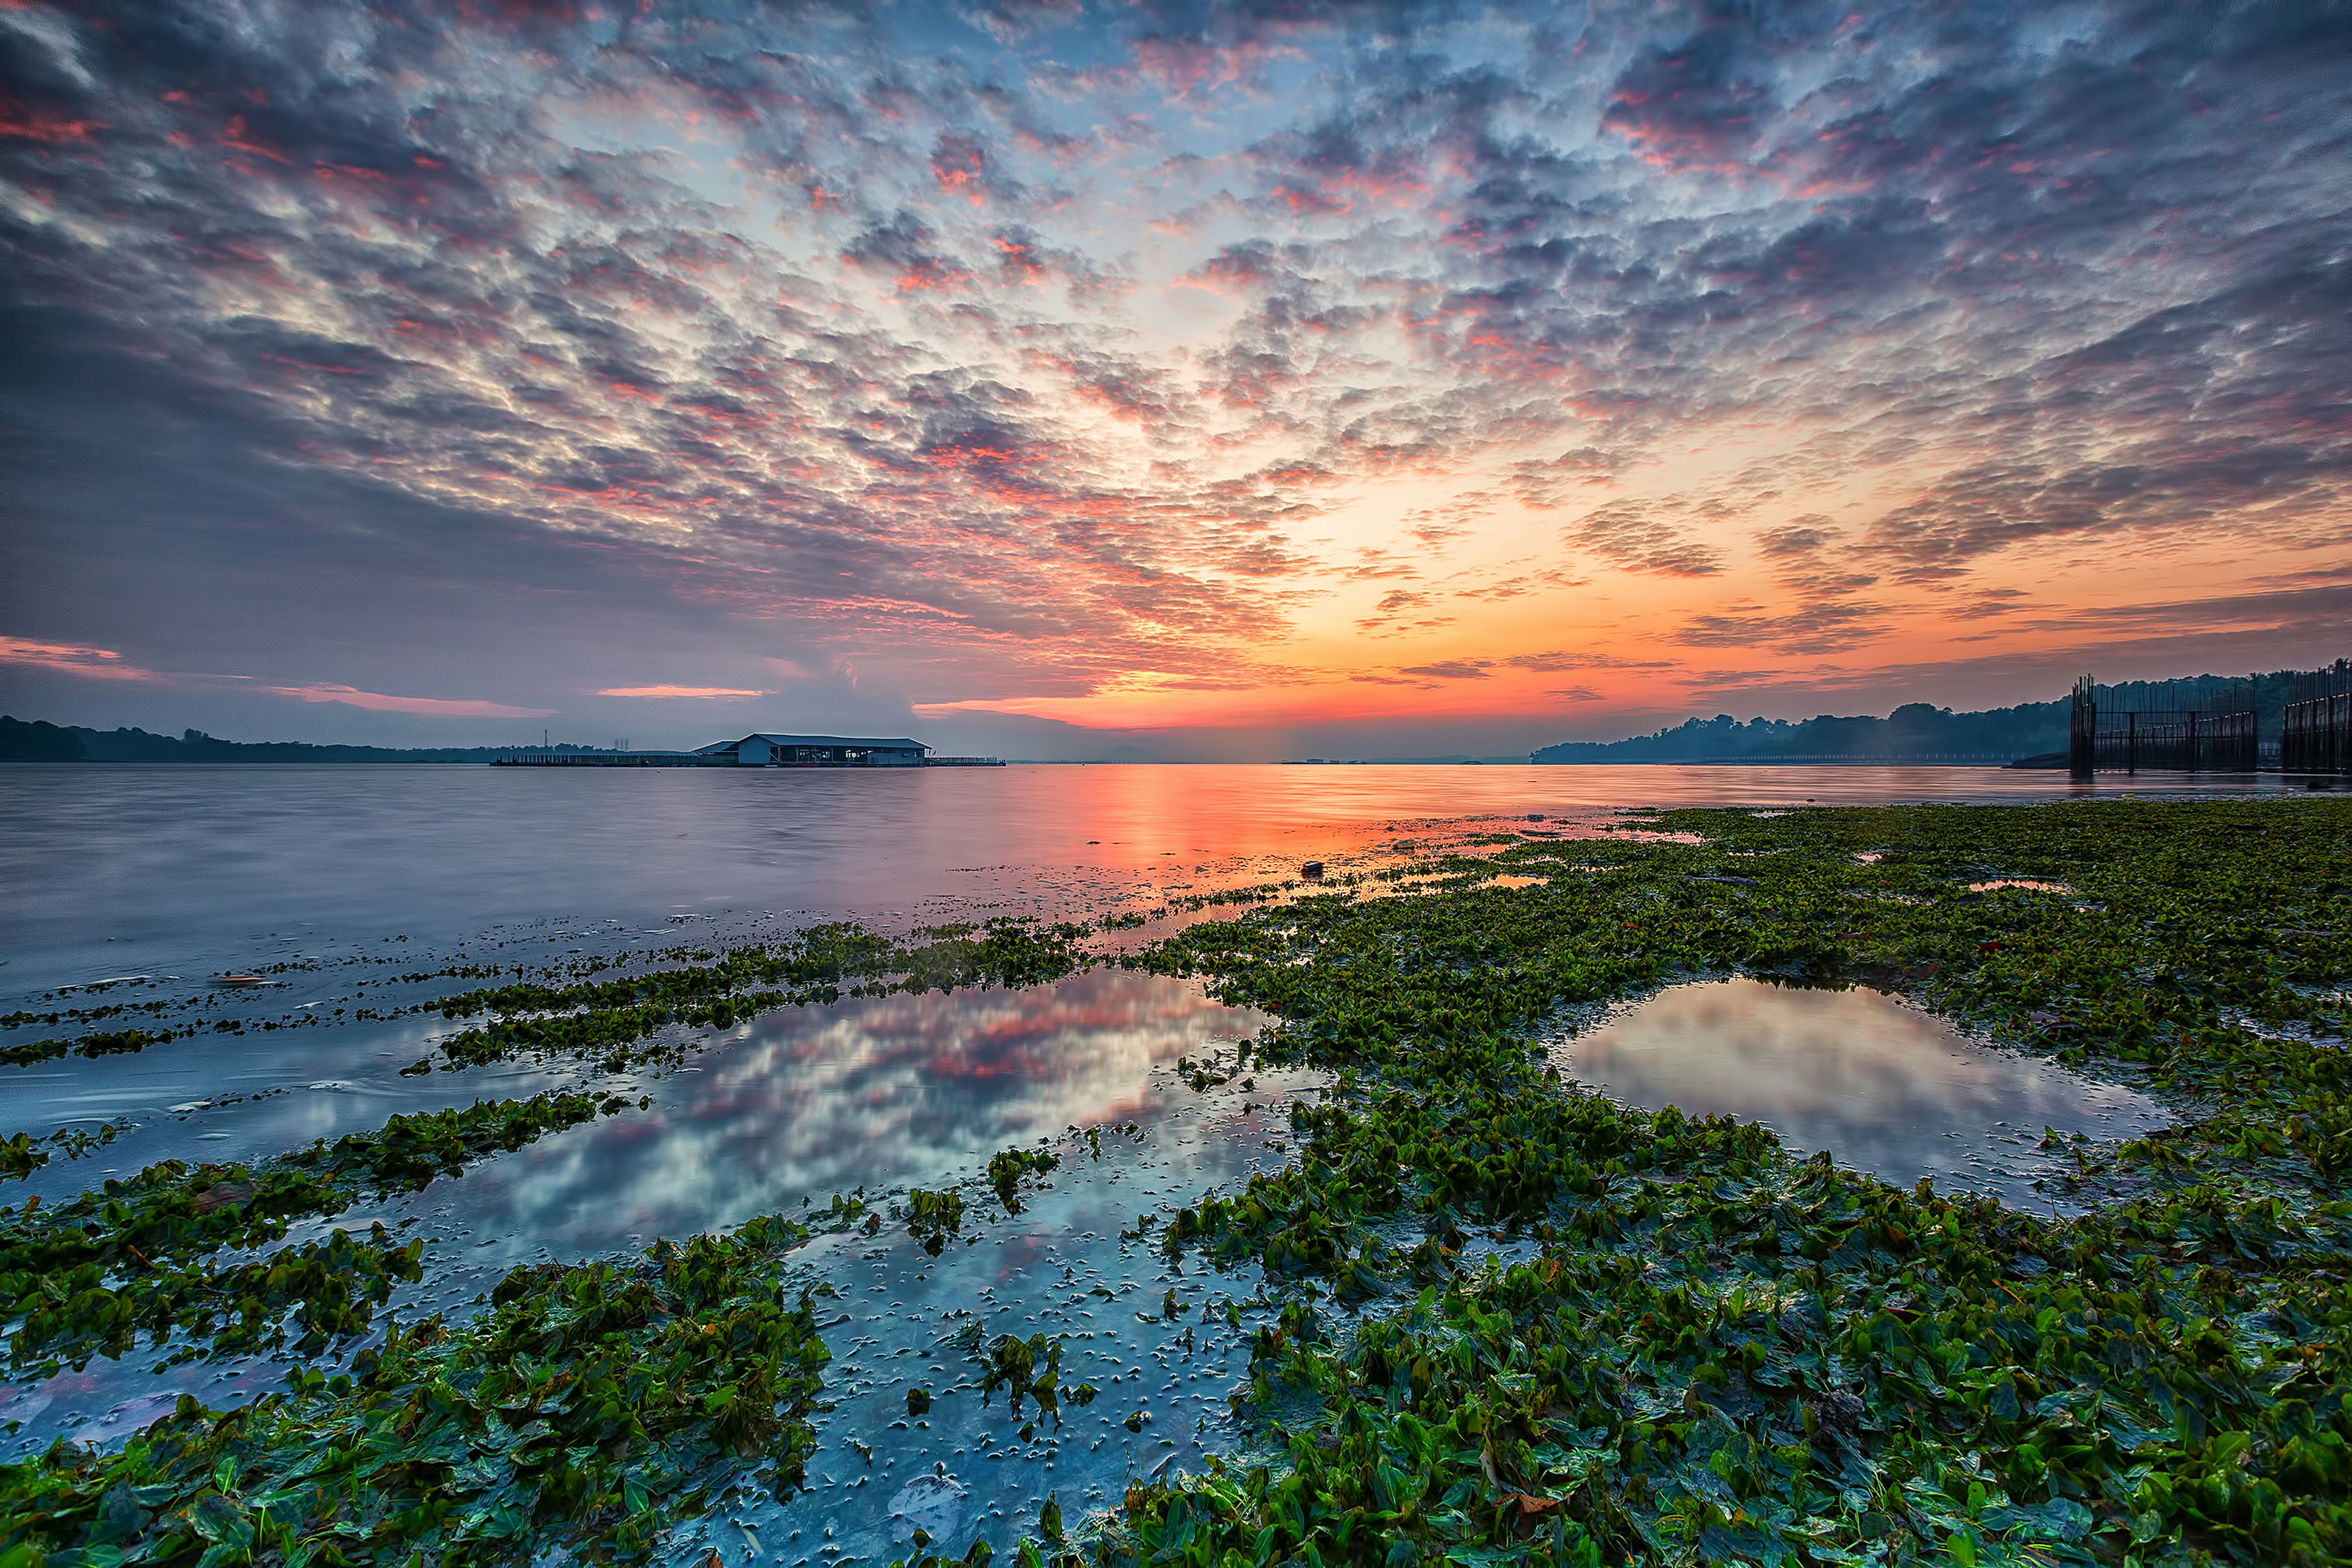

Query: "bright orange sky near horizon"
<box><xmin>2</xmin><ymin>1</ymin><xmax>2346</xmax><ymax>755</ymax></box>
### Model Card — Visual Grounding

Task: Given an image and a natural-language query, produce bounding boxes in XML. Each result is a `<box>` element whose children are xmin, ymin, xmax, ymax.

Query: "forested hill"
<box><xmin>1531</xmin><ymin>701</ymin><xmax>2070</xmax><ymax>764</ymax></box>
<box><xmin>1532</xmin><ymin>666</ymin><xmax>2336</xmax><ymax>764</ymax></box>
<box><xmin>0</xmin><ymin>717</ymin><xmax>564</xmax><ymax>764</ymax></box>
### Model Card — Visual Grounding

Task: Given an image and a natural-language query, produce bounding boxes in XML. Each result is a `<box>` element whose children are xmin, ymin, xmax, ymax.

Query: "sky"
<box><xmin>1</xmin><ymin>0</ymin><xmax>2347</xmax><ymax>760</ymax></box>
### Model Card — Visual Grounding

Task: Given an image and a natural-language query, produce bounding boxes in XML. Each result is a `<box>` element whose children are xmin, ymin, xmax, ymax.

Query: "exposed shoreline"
<box><xmin>6</xmin><ymin>797</ymin><xmax>2348</xmax><ymax>1566</ymax></box>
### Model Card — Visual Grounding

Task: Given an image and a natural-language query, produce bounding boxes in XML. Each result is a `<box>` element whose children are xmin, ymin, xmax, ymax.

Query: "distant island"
<box><xmin>1532</xmin><ymin>668</ymin><xmax>2318</xmax><ymax>765</ymax></box>
<box><xmin>0</xmin><ymin>718</ymin><xmax>1005</xmax><ymax>767</ymax></box>
<box><xmin>1532</xmin><ymin>699</ymin><xmax>2068</xmax><ymax>766</ymax></box>
<box><xmin>0</xmin><ymin>717</ymin><xmax>568</xmax><ymax>764</ymax></box>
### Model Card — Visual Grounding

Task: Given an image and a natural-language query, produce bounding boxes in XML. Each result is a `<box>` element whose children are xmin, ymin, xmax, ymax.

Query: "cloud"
<box><xmin>1673</xmin><ymin>603</ymin><xmax>1889</xmax><ymax>657</ymax></box>
<box><xmin>1</xmin><ymin>0</ymin><xmax>2346</xmax><ymax>744</ymax></box>
<box><xmin>263</xmin><ymin>684</ymin><xmax>554</xmax><ymax>718</ymax></box>
<box><xmin>0</xmin><ymin>637</ymin><xmax>159</xmax><ymax>681</ymax></box>
<box><xmin>1397</xmin><ymin>660</ymin><xmax>1492</xmax><ymax>680</ymax></box>
<box><xmin>1572</xmin><ymin>503</ymin><xmax>1724</xmax><ymax>578</ymax></box>
<box><xmin>1500</xmin><ymin>650</ymin><xmax>1668</xmax><ymax>673</ymax></box>
<box><xmin>2019</xmin><ymin>584</ymin><xmax>2352</xmax><ymax>635</ymax></box>
<box><xmin>597</xmin><ymin>685</ymin><xmax>770</xmax><ymax>699</ymax></box>
<box><xmin>1755</xmin><ymin>524</ymin><xmax>1841</xmax><ymax>560</ymax></box>
<box><xmin>3</xmin><ymin>632</ymin><xmax>550</xmax><ymax>719</ymax></box>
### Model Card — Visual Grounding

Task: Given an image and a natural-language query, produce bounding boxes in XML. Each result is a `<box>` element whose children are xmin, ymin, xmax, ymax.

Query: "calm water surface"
<box><xmin>0</xmin><ymin>761</ymin><xmax>2291</xmax><ymax>995</ymax></box>
<box><xmin>1550</xmin><ymin>977</ymin><xmax>2170</xmax><ymax>1208</ymax></box>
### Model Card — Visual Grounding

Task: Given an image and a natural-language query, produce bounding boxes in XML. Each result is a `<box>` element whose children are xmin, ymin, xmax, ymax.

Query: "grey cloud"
<box><xmin>1755</xmin><ymin>524</ymin><xmax>1839</xmax><ymax>559</ymax></box>
<box><xmin>1674</xmin><ymin>603</ymin><xmax>1888</xmax><ymax>657</ymax></box>
<box><xmin>2016</xmin><ymin>584</ymin><xmax>2352</xmax><ymax>636</ymax></box>
<box><xmin>1501</xmin><ymin>650</ymin><xmax>1667</xmax><ymax>672</ymax></box>
<box><xmin>1573</xmin><ymin>502</ymin><xmax>1723</xmax><ymax>578</ymax></box>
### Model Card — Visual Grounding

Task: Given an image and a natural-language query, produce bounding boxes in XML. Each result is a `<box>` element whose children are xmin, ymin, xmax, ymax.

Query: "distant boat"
<box><xmin>216</xmin><ymin>973</ymin><xmax>268</xmax><ymax>987</ymax></box>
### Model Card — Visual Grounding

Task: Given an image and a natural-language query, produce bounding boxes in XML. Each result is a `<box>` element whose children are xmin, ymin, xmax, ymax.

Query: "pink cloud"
<box><xmin>2</xmin><ymin>639</ymin><xmax>548</xmax><ymax>718</ymax></box>
<box><xmin>0</xmin><ymin>637</ymin><xmax>160</xmax><ymax>681</ymax></box>
<box><xmin>263</xmin><ymin>683</ymin><xmax>553</xmax><ymax>718</ymax></box>
<box><xmin>597</xmin><ymin>685</ymin><xmax>768</xmax><ymax>698</ymax></box>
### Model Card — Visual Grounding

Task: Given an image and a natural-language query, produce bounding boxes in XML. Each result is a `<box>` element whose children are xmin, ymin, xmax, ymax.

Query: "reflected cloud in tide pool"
<box><xmin>1548</xmin><ymin>978</ymin><xmax>2169</xmax><ymax>1207</ymax></box>
<box><xmin>5</xmin><ymin>968</ymin><xmax>1308</xmax><ymax>1526</ymax></box>
<box><xmin>385</xmin><ymin>970</ymin><xmax>1311</xmax><ymax>1566</ymax></box>
<box><xmin>431</xmin><ymin>970</ymin><xmax>1273</xmax><ymax>1255</ymax></box>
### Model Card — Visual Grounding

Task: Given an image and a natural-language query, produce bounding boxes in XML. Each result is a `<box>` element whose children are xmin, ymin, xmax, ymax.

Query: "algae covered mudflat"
<box><xmin>6</xmin><ymin>797</ymin><xmax>2350</xmax><ymax>1567</ymax></box>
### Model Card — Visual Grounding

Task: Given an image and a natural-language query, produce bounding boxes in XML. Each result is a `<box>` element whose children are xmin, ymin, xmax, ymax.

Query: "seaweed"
<box><xmin>987</xmin><ymin>1147</ymin><xmax>1063</xmax><ymax>1215</ymax></box>
<box><xmin>0</xmin><ymin>1125</ymin><xmax>123</xmax><ymax>1183</ymax></box>
<box><xmin>905</xmin><ymin>1188</ymin><xmax>967</xmax><ymax>1255</ymax></box>
<box><xmin>2</xmin><ymin>1216</ymin><xmax>829</xmax><ymax>1568</ymax></box>
<box><xmin>17</xmin><ymin>799</ymin><xmax>2352</xmax><ymax>1568</ymax></box>
<box><xmin>1068</xmin><ymin>799</ymin><xmax>2352</xmax><ymax>1567</ymax></box>
<box><xmin>979</xmin><ymin>1332</ymin><xmax>1065</xmax><ymax>1428</ymax></box>
<box><xmin>420</xmin><ymin>919</ymin><xmax>1094</xmax><ymax>1073</ymax></box>
<box><xmin>1</xmin><ymin>1090</ymin><xmax>636</xmax><ymax>1375</ymax></box>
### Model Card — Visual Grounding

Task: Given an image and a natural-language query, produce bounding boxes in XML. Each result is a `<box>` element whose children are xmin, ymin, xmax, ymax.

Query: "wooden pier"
<box><xmin>2067</xmin><ymin>661</ymin><xmax>2352</xmax><ymax>776</ymax></box>
<box><xmin>2068</xmin><ymin>674</ymin><xmax>2259</xmax><ymax>775</ymax></box>
<box><xmin>491</xmin><ymin>750</ymin><xmax>709</xmax><ymax>767</ymax></box>
<box><xmin>2282</xmin><ymin>660</ymin><xmax>2352</xmax><ymax>775</ymax></box>
<box><xmin>491</xmin><ymin>734</ymin><xmax>1006</xmax><ymax>768</ymax></box>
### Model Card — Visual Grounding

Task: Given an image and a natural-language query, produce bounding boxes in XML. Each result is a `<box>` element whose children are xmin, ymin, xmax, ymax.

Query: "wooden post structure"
<box><xmin>2068</xmin><ymin>674</ymin><xmax>2096</xmax><ymax>778</ymax></box>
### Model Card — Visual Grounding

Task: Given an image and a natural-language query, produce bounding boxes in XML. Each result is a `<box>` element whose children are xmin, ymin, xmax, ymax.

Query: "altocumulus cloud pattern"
<box><xmin>1</xmin><ymin>0</ymin><xmax>2347</xmax><ymax>736</ymax></box>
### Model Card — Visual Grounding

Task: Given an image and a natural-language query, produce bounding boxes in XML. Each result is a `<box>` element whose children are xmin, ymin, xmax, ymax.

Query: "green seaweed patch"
<box><xmin>905</xmin><ymin>1188</ymin><xmax>967</xmax><ymax>1255</ymax></box>
<box><xmin>1</xmin><ymin>1090</ymin><xmax>636</xmax><ymax>1376</ymax></box>
<box><xmin>2</xmin><ymin>1027</ymin><xmax>175</xmax><ymax>1070</ymax></box>
<box><xmin>1061</xmin><ymin>799</ymin><xmax>2352</xmax><ymax>1567</ymax></box>
<box><xmin>418</xmin><ymin>919</ymin><xmax>1093</xmax><ymax>1074</ymax></box>
<box><xmin>2</xmin><ymin>1216</ymin><xmax>829</xmax><ymax>1568</ymax></box>
<box><xmin>1</xmin><ymin>1123</ymin><xmax>126</xmax><ymax>1183</ymax></box>
<box><xmin>987</xmin><ymin>1147</ymin><xmax>1063</xmax><ymax>1215</ymax></box>
<box><xmin>979</xmin><ymin>1331</ymin><xmax>1065</xmax><ymax>1429</ymax></box>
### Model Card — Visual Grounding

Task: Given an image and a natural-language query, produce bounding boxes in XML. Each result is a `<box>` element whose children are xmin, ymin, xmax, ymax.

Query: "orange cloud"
<box><xmin>264</xmin><ymin>684</ymin><xmax>552</xmax><ymax>718</ymax></box>
<box><xmin>598</xmin><ymin>685</ymin><xmax>768</xmax><ymax>698</ymax></box>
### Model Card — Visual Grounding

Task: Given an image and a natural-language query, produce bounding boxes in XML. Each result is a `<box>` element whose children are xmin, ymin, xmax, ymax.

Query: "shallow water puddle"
<box><xmin>413</xmin><ymin>971</ymin><xmax>1315</xmax><ymax>1564</ymax></box>
<box><xmin>3</xmin><ymin>968</ymin><xmax>1324</xmax><ymax>1568</ymax></box>
<box><xmin>668</xmin><ymin>1091</ymin><xmax>1311</xmax><ymax>1568</ymax></box>
<box><xmin>1548</xmin><ymin>977</ymin><xmax>2169</xmax><ymax>1208</ymax></box>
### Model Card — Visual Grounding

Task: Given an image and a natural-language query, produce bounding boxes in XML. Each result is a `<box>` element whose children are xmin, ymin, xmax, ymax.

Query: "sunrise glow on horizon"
<box><xmin>2</xmin><ymin>1</ymin><xmax>2346</xmax><ymax>756</ymax></box>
